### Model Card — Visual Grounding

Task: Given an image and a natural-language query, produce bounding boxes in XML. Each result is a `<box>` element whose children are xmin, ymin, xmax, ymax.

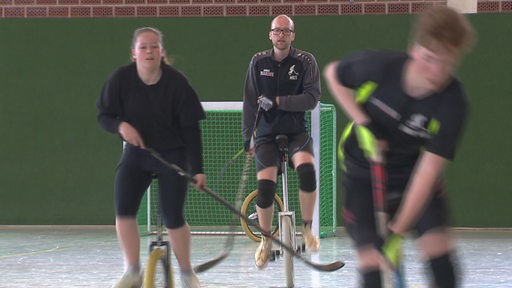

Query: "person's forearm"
<box><xmin>391</xmin><ymin>152</ymin><xmax>447</xmax><ymax>234</ymax></box>
<box><xmin>277</xmin><ymin>91</ymin><xmax>319</xmax><ymax>112</ymax></box>
<box><xmin>324</xmin><ymin>62</ymin><xmax>369</xmax><ymax>125</ymax></box>
<box><xmin>278</xmin><ymin>58</ymin><xmax>321</xmax><ymax>112</ymax></box>
<box><xmin>97</xmin><ymin>113</ymin><xmax>122</xmax><ymax>134</ymax></box>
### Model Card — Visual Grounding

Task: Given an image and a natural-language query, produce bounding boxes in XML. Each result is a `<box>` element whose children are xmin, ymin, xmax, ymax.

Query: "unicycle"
<box><xmin>144</xmin><ymin>196</ymin><xmax>174</xmax><ymax>288</ymax></box>
<box><xmin>274</xmin><ymin>134</ymin><xmax>310</xmax><ymax>287</ymax></box>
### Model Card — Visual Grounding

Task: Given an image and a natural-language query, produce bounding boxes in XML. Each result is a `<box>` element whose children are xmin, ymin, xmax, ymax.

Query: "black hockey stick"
<box><xmin>193</xmin><ymin>149</ymin><xmax>251</xmax><ymax>273</ymax></box>
<box><xmin>146</xmin><ymin>148</ymin><xmax>345</xmax><ymax>272</ymax></box>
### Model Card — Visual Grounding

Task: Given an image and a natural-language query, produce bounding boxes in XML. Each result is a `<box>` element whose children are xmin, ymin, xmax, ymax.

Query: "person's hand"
<box><xmin>257</xmin><ymin>95</ymin><xmax>274</xmax><ymax>111</ymax></box>
<box><xmin>354</xmin><ymin>123</ymin><xmax>378</xmax><ymax>160</ymax></box>
<box><xmin>119</xmin><ymin>121</ymin><xmax>145</xmax><ymax>148</ymax></box>
<box><xmin>244</xmin><ymin>140</ymin><xmax>251</xmax><ymax>152</ymax></box>
<box><xmin>244</xmin><ymin>139</ymin><xmax>255</xmax><ymax>157</ymax></box>
<box><xmin>192</xmin><ymin>173</ymin><xmax>206</xmax><ymax>191</ymax></box>
<box><xmin>381</xmin><ymin>233</ymin><xmax>403</xmax><ymax>270</ymax></box>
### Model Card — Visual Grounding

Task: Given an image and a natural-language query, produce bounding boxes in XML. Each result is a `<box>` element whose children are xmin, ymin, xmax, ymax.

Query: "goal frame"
<box><xmin>138</xmin><ymin>101</ymin><xmax>336</xmax><ymax>237</ymax></box>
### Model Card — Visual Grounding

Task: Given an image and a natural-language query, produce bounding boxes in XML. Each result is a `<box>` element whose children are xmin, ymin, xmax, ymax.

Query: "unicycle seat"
<box><xmin>275</xmin><ymin>134</ymin><xmax>288</xmax><ymax>152</ymax></box>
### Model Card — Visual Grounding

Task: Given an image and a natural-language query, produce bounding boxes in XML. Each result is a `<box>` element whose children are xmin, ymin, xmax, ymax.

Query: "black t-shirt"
<box><xmin>337</xmin><ymin>50</ymin><xmax>468</xmax><ymax>177</ymax></box>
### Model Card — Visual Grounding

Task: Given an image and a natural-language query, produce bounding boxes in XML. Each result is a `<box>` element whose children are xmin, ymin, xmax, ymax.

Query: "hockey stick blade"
<box><xmin>195</xmin><ymin>152</ymin><xmax>250</xmax><ymax>273</ymax></box>
<box><xmin>194</xmin><ymin>253</ymin><xmax>228</xmax><ymax>273</ymax></box>
<box><xmin>146</xmin><ymin>148</ymin><xmax>345</xmax><ymax>272</ymax></box>
<box><xmin>193</xmin><ymin>237</ymin><xmax>233</xmax><ymax>273</ymax></box>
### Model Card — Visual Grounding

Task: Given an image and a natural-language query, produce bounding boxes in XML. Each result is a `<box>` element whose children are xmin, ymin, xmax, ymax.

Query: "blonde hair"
<box><xmin>411</xmin><ymin>6</ymin><xmax>475</xmax><ymax>55</ymax></box>
<box><xmin>131</xmin><ymin>27</ymin><xmax>170</xmax><ymax>64</ymax></box>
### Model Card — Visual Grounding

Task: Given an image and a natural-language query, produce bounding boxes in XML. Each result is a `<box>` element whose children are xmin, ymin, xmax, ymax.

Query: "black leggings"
<box><xmin>114</xmin><ymin>144</ymin><xmax>188</xmax><ymax>229</ymax></box>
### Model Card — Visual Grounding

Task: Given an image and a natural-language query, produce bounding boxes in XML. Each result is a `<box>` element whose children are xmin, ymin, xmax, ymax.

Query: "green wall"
<box><xmin>0</xmin><ymin>14</ymin><xmax>511</xmax><ymax>226</ymax></box>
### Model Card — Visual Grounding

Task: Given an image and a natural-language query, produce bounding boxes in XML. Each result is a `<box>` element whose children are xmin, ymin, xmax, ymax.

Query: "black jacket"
<box><xmin>243</xmin><ymin>47</ymin><xmax>321</xmax><ymax>142</ymax></box>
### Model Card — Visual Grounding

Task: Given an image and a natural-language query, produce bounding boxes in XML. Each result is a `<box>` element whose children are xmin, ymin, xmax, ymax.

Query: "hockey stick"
<box><xmin>370</xmin><ymin>150</ymin><xmax>405</xmax><ymax>288</ymax></box>
<box><xmin>145</xmin><ymin>148</ymin><xmax>345</xmax><ymax>272</ymax></box>
<box><xmin>197</xmin><ymin>102</ymin><xmax>280</xmax><ymax>270</ymax></box>
<box><xmin>194</xmin><ymin>149</ymin><xmax>251</xmax><ymax>273</ymax></box>
<box><xmin>190</xmin><ymin>103</ymin><xmax>264</xmax><ymax>273</ymax></box>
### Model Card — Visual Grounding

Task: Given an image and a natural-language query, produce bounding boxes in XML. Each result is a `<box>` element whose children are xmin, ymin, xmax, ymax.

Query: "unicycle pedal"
<box><xmin>270</xmin><ymin>249</ymin><xmax>279</xmax><ymax>261</ymax></box>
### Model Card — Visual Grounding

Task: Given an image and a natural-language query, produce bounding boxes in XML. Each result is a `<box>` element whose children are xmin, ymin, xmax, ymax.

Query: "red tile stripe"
<box><xmin>0</xmin><ymin>1</ymin><xmax>510</xmax><ymax>18</ymax></box>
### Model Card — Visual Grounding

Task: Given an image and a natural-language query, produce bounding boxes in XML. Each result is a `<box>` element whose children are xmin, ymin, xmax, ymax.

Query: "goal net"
<box><xmin>137</xmin><ymin>102</ymin><xmax>337</xmax><ymax>237</ymax></box>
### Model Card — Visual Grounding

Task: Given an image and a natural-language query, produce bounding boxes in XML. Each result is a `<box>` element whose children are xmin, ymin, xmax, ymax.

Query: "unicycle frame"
<box><xmin>276</xmin><ymin>134</ymin><xmax>296</xmax><ymax>288</ymax></box>
<box><xmin>277</xmin><ymin>136</ymin><xmax>297</xmax><ymax>251</ymax></box>
<box><xmin>144</xmin><ymin>188</ymin><xmax>173</xmax><ymax>288</ymax></box>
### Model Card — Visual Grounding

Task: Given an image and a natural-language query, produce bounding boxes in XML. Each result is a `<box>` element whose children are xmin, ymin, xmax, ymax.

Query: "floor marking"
<box><xmin>0</xmin><ymin>246</ymin><xmax>70</xmax><ymax>259</ymax></box>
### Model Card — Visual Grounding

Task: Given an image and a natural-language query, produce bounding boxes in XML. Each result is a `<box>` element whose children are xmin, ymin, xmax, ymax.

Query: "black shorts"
<box><xmin>114</xmin><ymin>144</ymin><xmax>188</xmax><ymax>229</ymax></box>
<box><xmin>342</xmin><ymin>171</ymin><xmax>450</xmax><ymax>249</ymax></box>
<box><xmin>254</xmin><ymin>132</ymin><xmax>314</xmax><ymax>172</ymax></box>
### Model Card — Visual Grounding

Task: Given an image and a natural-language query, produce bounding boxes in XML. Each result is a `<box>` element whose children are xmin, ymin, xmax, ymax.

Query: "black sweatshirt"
<box><xmin>97</xmin><ymin>62</ymin><xmax>206</xmax><ymax>175</ymax></box>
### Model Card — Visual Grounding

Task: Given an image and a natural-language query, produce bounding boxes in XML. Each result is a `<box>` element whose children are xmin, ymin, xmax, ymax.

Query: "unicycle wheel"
<box><xmin>240</xmin><ymin>190</ymin><xmax>285</xmax><ymax>242</ymax></box>
<box><xmin>144</xmin><ymin>247</ymin><xmax>173</xmax><ymax>288</ymax></box>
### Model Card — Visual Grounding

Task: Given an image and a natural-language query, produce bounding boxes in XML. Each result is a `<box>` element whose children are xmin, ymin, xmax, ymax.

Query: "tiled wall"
<box><xmin>1</xmin><ymin>0</ymin><xmax>511</xmax><ymax>18</ymax></box>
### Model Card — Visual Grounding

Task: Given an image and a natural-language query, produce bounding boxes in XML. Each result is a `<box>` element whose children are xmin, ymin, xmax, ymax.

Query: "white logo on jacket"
<box><xmin>260</xmin><ymin>69</ymin><xmax>274</xmax><ymax>77</ymax></box>
<box><xmin>288</xmin><ymin>65</ymin><xmax>299</xmax><ymax>80</ymax></box>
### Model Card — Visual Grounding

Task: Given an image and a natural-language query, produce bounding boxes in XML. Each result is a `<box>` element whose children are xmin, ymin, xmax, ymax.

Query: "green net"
<box><xmin>137</xmin><ymin>103</ymin><xmax>336</xmax><ymax>237</ymax></box>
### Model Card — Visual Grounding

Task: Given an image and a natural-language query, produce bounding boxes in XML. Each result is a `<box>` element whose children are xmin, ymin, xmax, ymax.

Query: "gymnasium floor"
<box><xmin>0</xmin><ymin>227</ymin><xmax>511</xmax><ymax>288</ymax></box>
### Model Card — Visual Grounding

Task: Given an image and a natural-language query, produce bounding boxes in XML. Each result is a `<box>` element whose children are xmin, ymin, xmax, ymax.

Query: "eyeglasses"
<box><xmin>271</xmin><ymin>28</ymin><xmax>294</xmax><ymax>36</ymax></box>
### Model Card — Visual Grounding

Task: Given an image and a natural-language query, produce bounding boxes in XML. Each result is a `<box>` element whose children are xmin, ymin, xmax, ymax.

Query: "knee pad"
<box><xmin>257</xmin><ymin>179</ymin><xmax>276</xmax><ymax>209</ymax></box>
<box><xmin>296</xmin><ymin>163</ymin><xmax>316</xmax><ymax>193</ymax></box>
<box><xmin>429</xmin><ymin>253</ymin><xmax>458</xmax><ymax>288</ymax></box>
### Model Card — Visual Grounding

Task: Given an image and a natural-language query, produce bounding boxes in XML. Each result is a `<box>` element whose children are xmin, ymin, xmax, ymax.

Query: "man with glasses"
<box><xmin>242</xmin><ymin>14</ymin><xmax>321</xmax><ymax>269</ymax></box>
